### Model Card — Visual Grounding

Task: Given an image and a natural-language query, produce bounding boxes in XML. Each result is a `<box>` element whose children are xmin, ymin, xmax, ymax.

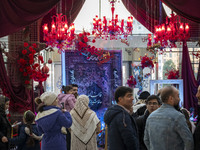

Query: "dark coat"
<box><xmin>136</xmin><ymin>105</ymin><xmax>147</xmax><ymax>117</ymax></box>
<box><xmin>194</xmin><ymin>121</ymin><xmax>200</xmax><ymax>150</ymax></box>
<box><xmin>9</xmin><ymin>124</ymin><xmax>41</xmax><ymax>150</ymax></box>
<box><xmin>0</xmin><ymin>114</ymin><xmax>11</xmax><ymax>150</ymax></box>
<box><xmin>104</xmin><ymin>105</ymin><xmax>139</xmax><ymax>150</ymax></box>
<box><xmin>136</xmin><ymin>110</ymin><xmax>150</xmax><ymax>150</ymax></box>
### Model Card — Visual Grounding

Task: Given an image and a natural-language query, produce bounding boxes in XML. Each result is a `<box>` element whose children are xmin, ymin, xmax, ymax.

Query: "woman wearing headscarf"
<box><xmin>0</xmin><ymin>95</ymin><xmax>11</xmax><ymax>150</ymax></box>
<box><xmin>35</xmin><ymin>92</ymin><xmax>72</xmax><ymax>150</ymax></box>
<box><xmin>70</xmin><ymin>95</ymin><xmax>100</xmax><ymax>150</ymax></box>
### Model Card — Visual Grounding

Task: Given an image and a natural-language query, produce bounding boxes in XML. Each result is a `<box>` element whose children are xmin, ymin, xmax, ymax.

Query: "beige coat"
<box><xmin>70</xmin><ymin>95</ymin><xmax>101</xmax><ymax>150</ymax></box>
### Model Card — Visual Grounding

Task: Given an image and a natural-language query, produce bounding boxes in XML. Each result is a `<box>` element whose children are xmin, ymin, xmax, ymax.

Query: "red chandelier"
<box><xmin>43</xmin><ymin>13</ymin><xmax>75</xmax><ymax>51</ymax></box>
<box><xmin>92</xmin><ymin>0</ymin><xmax>133</xmax><ymax>40</ymax></box>
<box><xmin>148</xmin><ymin>13</ymin><xmax>190</xmax><ymax>48</ymax></box>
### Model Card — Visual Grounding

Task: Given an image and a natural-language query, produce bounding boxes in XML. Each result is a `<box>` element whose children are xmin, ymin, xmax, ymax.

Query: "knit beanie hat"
<box><xmin>40</xmin><ymin>92</ymin><xmax>57</xmax><ymax>106</ymax></box>
<box><xmin>138</xmin><ymin>91</ymin><xmax>150</xmax><ymax>100</ymax></box>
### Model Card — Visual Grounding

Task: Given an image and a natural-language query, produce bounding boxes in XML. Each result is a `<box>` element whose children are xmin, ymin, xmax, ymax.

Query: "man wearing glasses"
<box><xmin>136</xmin><ymin>95</ymin><xmax>161</xmax><ymax>150</ymax></box>
<box><xmin>144</xmin><ymin>86</ymin><xmax>194</xmax><ymax>150</ymax></box>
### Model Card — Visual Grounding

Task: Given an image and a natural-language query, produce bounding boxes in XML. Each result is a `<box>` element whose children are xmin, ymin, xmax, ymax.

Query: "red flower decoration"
<box><xmin>23</xmin><ymin>72</ymin><xmax>28</xmax><ymax>76</ymax></box>
<box><xmin>29</xmin><ymin>46</ymin><xmax>34</xmax><ymax>51</ymax></box>
<box><xmin>32</xmin><ymin>43</ymin><xmax>37</xmax><ymax>48</ymax></box>
<box><xmin>38</xmin><ymin>55</ymin><xmax>44</xmax><ymax>63</ymax></box>
<box><xmin>18</xmin><ymin>43</ymin><xmax>49</xmax><ymax>86</ymax></box>
<box><xmin>24</xmin><ymin>42</ymin><xmax>29</xmax><ymax>47</ymax></box>
<box><xmin>127</xmin><ymin>76</ymin><xmax>137</xmax><ymax>88</ymax></box>
<box><xmin>19</xmin><ymin>68</ymin><xmax>24</xmax><ymax>72</ymax></box>
<box><xmin>22</xmin><ymin>49</ymin><xmax>27</xmax><ymax>55</ymax></box>
<box><xmin>140</xmin><ymin>55</ymin><xmax>154</xmax><ymax>69</ymax></box>
<box><xmin>165</xmin><ymin>69</ymin><xmax>179</xmax><ymax>79</ymax></box>
<box><xmin>25</xmin><ymin>80</ymin><xmax>30</xmax><ymax>84</ymax></box>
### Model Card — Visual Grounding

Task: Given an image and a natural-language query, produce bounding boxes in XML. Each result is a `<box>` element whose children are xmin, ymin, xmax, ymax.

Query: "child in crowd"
<box><xmin>8</xmin><ymin>110</ymin><xmax>42</xmax><ymax>150</ymax></box>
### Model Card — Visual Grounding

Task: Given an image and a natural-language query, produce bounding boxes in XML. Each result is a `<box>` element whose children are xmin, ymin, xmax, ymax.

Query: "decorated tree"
<box><xmin>163</xmin><ymin>60</ymin><xmax>176</xmax><ymax>79</ymax></box>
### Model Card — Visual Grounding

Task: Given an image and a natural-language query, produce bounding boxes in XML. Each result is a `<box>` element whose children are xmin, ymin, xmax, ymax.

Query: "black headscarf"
<box><xmin>0</xmin><ymin>95</ymin><xmax>10</xmax><ymax>116</ymax></box>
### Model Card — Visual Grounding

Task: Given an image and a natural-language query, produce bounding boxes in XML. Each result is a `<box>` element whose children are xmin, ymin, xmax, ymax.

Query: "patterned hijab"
<box><xmin>73</xmin><ymin>95</ymin><xmax>89</xmax><ymax>118</ymax></box>
<box><xmin>70</xmin><ymin>95</ymin><xmax>100</xmax><ymax>144</ymax></box>
<box><xmin>0</xmin><ymin>95</ymin><xmax>9</xmax><ymax>116</ymax></box>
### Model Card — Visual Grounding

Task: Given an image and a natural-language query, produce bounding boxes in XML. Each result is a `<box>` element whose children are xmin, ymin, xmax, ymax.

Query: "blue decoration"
<box><xmin>132</xmin><ymin>65</ymin><xmax>143</xmax><ymax>95</ymax></box>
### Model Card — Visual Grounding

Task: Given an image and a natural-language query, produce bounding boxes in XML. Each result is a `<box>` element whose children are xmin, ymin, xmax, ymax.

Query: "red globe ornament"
<box><xmin>42</xmin><ymin>64</ymin><xmax>49</xmax><ymax>74</ymax></box>
<box><xmin>48</xmin><ymin>58</ymin><xmax>52</xmax><ymax>64</ymax></box>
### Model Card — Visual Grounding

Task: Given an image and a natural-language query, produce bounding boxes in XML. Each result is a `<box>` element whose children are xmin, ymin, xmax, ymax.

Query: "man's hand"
<box><xmin>1</xmin><ymin>136</ymin><xmax>8</xmax><ymax>143</ymax></box>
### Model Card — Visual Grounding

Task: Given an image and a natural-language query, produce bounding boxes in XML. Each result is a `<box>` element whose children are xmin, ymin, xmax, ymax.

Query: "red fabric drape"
<box><xmin>0</xmin><ymin>0</ymin><xmax>86</xmax><ymax>113</ymax></box>
<box><xmin>121</xmin><ymin>0</ymin><xmax>167</xmax><ymax>33</ymax></box>
<box><xmin>0</xmin><ymin>0</ymin><xmax>60</xmax><ymax>38</ymax></box>
<box><xmin>162</xmin><ymin>0</ymin><xmax>200</xmax><ymax>23</ymax></box>
<box><xmin>181</xmin><ymin>41</ymin><xmax>199</xmax><ymax>114</ymax></box>
<box><xmin>0</xmin><ymin>51</ymin><xmax>33</xmax><ymax>113</ymax></box>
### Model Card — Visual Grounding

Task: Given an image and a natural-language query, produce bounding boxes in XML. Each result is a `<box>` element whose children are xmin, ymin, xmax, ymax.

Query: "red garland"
<box><xmin>127</xmin><ymin>76</ymin><xmax>136</xmax><ymax>88</ymax></box>
<box><xmin>165</xmin><ymin>69</ymin><xmax>179</xmax><ymax>79</ymax></box>
<box><xmin>140</xmin><ymin>55</ymin><xmax>154</xmax><ymax>69</ymax></box>
<box><xmin>76</xmin><ymin>31</ymin><xmax>113</xmax><ymax>64</ymax></box>
<box><xmin>18</xmin><ymin>42</ymin><xmax>49</xmax><ymax>85</ymax></box>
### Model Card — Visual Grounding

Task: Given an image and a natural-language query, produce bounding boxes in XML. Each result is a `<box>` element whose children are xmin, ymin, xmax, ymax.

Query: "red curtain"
<box><xmin>121</xmin><ymin>0</ymin><xmax>167</xmax><ymax>33</ymax></box>
<box><xmin>0</xmin><ymin>0</ymin><xmax>86</xmax><ymax>113</ymax></box>
<box><xmin>162</xmin><ymin>0</ymin><xmax>200</xmax><ymax>23</ymax></box>
<box><xmin>181</xmin><ymin>41</ymin><xmax>199</xmax><ymax>114</ymax></box>
<box><xmin>0</xmin><ymin>51</ymin><xmax>33</xmax><ymax>113</ymax></box>
<box><xmin>0</xmin><ymin>0</ymin><xmax>60</xmax><ymax>38</ymax></box>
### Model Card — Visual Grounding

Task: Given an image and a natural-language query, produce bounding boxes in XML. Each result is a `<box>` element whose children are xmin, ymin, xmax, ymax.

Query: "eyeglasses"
<box><xmin>147</xmin><ymin>102</ymin><xmax>159</xmax><ymax>106</ymax></box>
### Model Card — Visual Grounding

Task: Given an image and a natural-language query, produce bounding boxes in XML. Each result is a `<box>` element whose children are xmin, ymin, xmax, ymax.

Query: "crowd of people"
<box><xmin>0</xmin><ymin>84</ymin><xmax>200</xmax><ymax>150</ymax></box>
<box><xmin>105</xmin><ymin>86</ymin><xmax>200</xmax><ymax>150</ymax></box>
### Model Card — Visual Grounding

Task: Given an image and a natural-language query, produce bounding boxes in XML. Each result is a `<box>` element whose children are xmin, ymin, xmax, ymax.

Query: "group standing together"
<box><xmin>1</xmin><ymin>84</ymin><xmax>200</xmax><ymax>150</ymax></box>
<box><xmin>0</xmin><ymin>84</ymin><xmax>100</xmax><ymax>150</ymax></box>
<box><xmin>104</xmin><ymin>85</ymin><xmax>200</xmax><ymax>150</ymax></box>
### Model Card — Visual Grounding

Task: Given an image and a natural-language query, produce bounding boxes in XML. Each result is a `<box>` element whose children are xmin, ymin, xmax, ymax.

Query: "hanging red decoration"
<box><xmin>76</xmin><ymin>31</ymin><xmax>113</xmax><ymax>64</ymax></box>
<box><xmin>48</xmin><ymin>58</ymin><xmax>52</xmax><ymax>64</ymax></box>
<box><xmin>92</xmin><ymin>0</ymin><xmax>133</xmax><ymax>40</ymax></box>
<box><xmin>127</xmin><ymin>76</ymin><xmax>137</xmax><ymax>88</ymax></box>
<box><xmin>140</xmin><ymin>55</ymin><xmax>154</xmax><ymax>69</ymax></box>
<box><xmin>17</xmin><ymin>42</ymin><xmax>50</xmax><ymax>86</ymax></box>
<box><xmin>42</xmin><ymin>64</ymin><xmax>49</xmax><ymax>74</ymax></box>
<box><xmin>43</xmin><ymin>13</ymin><xmax>75</xmax><ymax>51</ymax></box>
<box><xmin>148</xmin><ymin>13</ymin><xmax>190</xmax><ymax>48</ymax></box>
<box><xmin>165</xmin><ymin>69</ymin><xmax>180</xmax><ymax>79</ymax></box>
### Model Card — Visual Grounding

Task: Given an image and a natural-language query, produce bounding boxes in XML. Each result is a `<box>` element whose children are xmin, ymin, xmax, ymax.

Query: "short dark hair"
<box><xmin>161</xmin><ymin>86</ymin><xmax>175</xmax><ymax>103</ymax></box>
<box><xmin>146</xmin><ymin>95</ymin><xmax>162</xmax><ymax>105</ymax></box>
<box><xmin>65</xmin><ymin>85</ymin><xmax>73</xmax><ymax>93</ymax></box>
<box><xmin>71</xmin><ymin>84</ymin><xmax>78</xmax><ymax>88</ymax></box>
<box><xmin>115</xmin><ymin>86</ymin><xmax>133</xmax><ymax>103</ymax></box>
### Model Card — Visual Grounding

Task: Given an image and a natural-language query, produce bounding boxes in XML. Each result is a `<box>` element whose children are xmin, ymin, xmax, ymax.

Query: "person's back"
<box><xmin>144</xmin><ymin>86</ymin><xmax>194</xmax><ymax>150</ymax></box>
<box><xmin>70</xmin><ymin>95</ymin><xmax>100</xmax><ymax>150</ymax></box>
<box><xmin>145</xmin><ymin>104</ymin><xmax>193</xmax><ymax>150</ymax></box>
<box><xmin>10</xmin><ymin>124</ymin><xmax>41</xmax><ymax>150</ymax></box>
<box><xmin>35</xmin><ymin>92</ymin><xmax>72</xmax><ymax>150</ymax></box>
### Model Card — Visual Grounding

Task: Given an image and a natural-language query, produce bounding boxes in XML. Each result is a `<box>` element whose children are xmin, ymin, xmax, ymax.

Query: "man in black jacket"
<box><xmin>104</xmin><ymin>86</ymin><xmax>139</xmax><ymax>150</ymax></box>
<box><xmin>136</xmin><ymin>95</ymin><xmax>161</xmax><ymax>150</ymax></box>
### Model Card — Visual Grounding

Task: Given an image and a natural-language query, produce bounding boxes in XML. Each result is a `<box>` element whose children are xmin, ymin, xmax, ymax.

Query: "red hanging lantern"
<box><xmin>48</xmin><ymin>58</ymin><xmax>52</xmax><ymax>64</ymax></box>
<box><xmin>42</xmin><ymin>64</ymin><xmax>49</xmax><ymax>74</ymax></box>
